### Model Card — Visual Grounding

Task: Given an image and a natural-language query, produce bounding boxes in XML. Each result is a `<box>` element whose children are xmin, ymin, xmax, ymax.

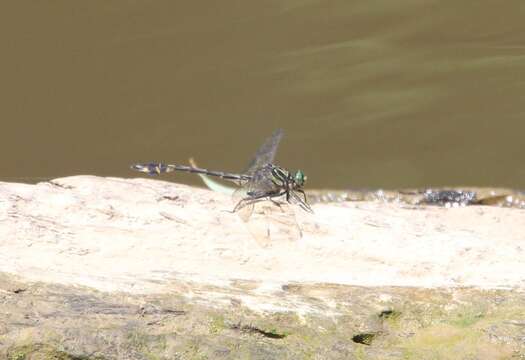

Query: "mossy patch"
<box><xmin>126</xmin><ymin>331</ymin><xmax>168</xmax><ymax>360</ymax></box>
<box><xmin>448</xmin><ymin>306</ymin><xmax>485</xmax><ymax>328</ymax></box>
<box><xmin>7</xmin><ymin>343</ymin><xmax>104</xmax><ymax>360</ymax></box>
<box><xmin>398</xmin><ymin>323</ymin><xmax>515</xmax><ymax>360</ymax></box>
<box><xmin>2</xmin><ymin>274</ymin><xmax>525</xmax><ymax>359</ymax></box>
<box><xmin>209</xmin><ymin>314</ymin><xmax>226</xmax><ymax>334</ymax></box>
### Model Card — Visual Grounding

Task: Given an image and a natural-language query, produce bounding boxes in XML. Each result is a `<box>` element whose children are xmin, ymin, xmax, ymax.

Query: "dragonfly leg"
<box><xmin>296</xmin><ymin>189</ymin><xmax>308</xmax><ymax>203</ymax></box>
<box><xmin>233</xmin><ymin>197</ymin><xmax>265</xmax><ymax>212</ymax></box>
<box><xmin>233</xmin><ymin>189</ymin><xmax>283</xmax><ymax>213</ymax></box>
<box><xmin>291</xmin><ymin>190</ymin><xmax>313</xmax><ymax>213</ymax></box>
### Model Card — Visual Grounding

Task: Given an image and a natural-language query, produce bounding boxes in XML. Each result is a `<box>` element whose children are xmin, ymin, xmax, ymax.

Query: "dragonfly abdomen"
<box><xmin>131</xmin><ymin>163</ymin><xmax>251</xmax><ymax>182</ymax></box>
<box><xmin>168</xmin><ymin>164</ymin><xmax>250</xmax><ymax>181</ymax></box>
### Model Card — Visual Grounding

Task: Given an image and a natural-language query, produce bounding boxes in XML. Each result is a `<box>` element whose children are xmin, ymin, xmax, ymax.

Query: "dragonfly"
<box><xmin>131</xmin><ymin>129</ymin><xmax>313</xmax><ymax>238</ymax></box>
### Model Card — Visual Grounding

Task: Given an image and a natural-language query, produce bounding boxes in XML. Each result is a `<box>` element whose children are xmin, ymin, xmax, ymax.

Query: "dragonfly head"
<box><xmin>294</xmin><ymin>170</ymin><xmax>307</xmax><ymax>187</ymax></box>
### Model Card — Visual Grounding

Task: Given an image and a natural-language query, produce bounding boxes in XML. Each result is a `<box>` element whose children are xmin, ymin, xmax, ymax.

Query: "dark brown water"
<box><xmin>1</xmin><ymin>1</ymin><xmax>524</xmax><ymax>190</ymax></box>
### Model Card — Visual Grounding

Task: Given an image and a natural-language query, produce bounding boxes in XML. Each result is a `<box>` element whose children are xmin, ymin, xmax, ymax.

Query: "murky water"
<box><xmin>1</xmin><ymin>1</ymin><xmax>524</xmax><ymax>190</ymax></box>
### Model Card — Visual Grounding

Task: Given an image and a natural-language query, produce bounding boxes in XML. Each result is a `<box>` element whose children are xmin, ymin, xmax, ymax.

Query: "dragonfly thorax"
<box><xmin>270</xmin><ymin>165</ymin><xmax>307</xmax><ymax>189</ymax></box>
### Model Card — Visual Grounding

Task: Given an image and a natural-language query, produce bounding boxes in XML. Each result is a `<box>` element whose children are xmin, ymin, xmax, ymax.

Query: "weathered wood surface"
<box><xmin>0</xmin><ymin>176</ymin><xmax>524</xmax><ymax>359</ymax></box>
<box><xmin>1</xmin><ymin>176</ymin><xmax>524</xmax><ymax>292</ymax></box>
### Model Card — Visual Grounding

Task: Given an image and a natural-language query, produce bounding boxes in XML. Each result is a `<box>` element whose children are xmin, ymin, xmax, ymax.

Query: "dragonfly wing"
<box><xmin>233</xmin><ymin>164</ymin><xmax>280</xmax><ymax>222</ymax></box>
<box><xmin>232</xmin><ymin>187</ymin><xmax>256</xmax><ymax>222</ymax></box>
<box><xmin>243</xmin><ymin>129</ymin><xmax>283</xmax><ymax>175</ymax></box>
<box><xmin>240</xmin><ymin>200</ymin><xmax>302</xmax><ymax>247</ymax></box>
<box><xmin>246</xmin><ymin>164</ymin><xmax>280</xmax><ymax>193</ymax></box>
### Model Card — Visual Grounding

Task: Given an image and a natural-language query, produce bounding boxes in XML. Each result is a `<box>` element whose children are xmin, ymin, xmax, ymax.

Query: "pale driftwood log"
<box><xmin>1</xmin><ymin>176</ymin><xmax>524</xmax><ymax>294</ymax></box>
<box><xmin>0</xmin><ymin>176</ymin><xmax>524</xmax><ymax>359</ymax></box>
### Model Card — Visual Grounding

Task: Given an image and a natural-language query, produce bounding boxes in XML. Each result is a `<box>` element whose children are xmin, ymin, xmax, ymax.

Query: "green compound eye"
<box><xmin>294</xmin><ymin>170</ymin><xmax>306</xmax><ymax>186</ymax></box>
